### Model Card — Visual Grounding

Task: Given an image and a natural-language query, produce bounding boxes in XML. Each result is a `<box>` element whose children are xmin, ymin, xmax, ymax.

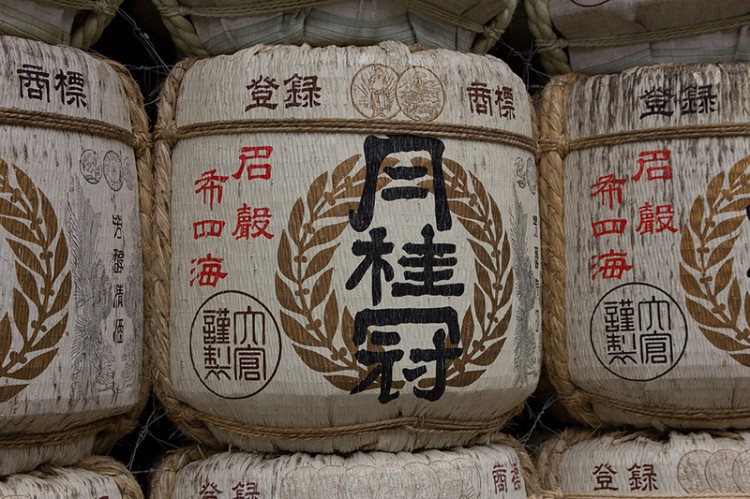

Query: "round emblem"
<box><xmin>189</xmin><ymin>290</ymin><xmax>282</xmax><ymax>399</ymax></box>
<box><xmin>350</xmin><ymin>64</ymin><xmax>400</xmax><ymax>119</ymax></box>
<box><xmin>396</xmin><ymin>66</ymin><xmax>445</xmax><ymax>122</ymax></box>
<box><xmin>589</xmin><ymin>282</ymin><xmax>687</xmax><ymax>381</ymax></box>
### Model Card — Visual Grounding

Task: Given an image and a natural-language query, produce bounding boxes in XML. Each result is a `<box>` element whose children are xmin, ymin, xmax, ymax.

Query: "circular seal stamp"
<box><xmin>678</xmin><ymin>450</ymin><xmax>713</xmax><ymax>493</ymax></box>
<box><xmin>350</xmin><ymin>64</ymin><xmax>400</xmax><ymax>119</ymax></box>
<box><xmin>396</xmin><ymin>66</ymin><xmax>445</xmax><ymax>122</ymax></box>
<box><xmin>589</xmin><ymin>282</ymin><xmax>688</xmax><ymax>382</ymax></box>
<box><xmin>706</xmin><ymin>449</ymin><xmax>741</xmax><ymax>493</ymax></box>
<box><xmin>189</xmin><ymin>290</ymin><xmax>282</xmax><ymax>399</ymax></box>
<box><xmin>103</xmin><ymin>150</ymin><xmax>123</xmax><ymax>192</ymax></box>
<box><xmin>79</xmin><ymin>149</ymin><xmax>101</xmax><ymax>184</ymax></box>
<box><xmin>733</xmin><ymin>449</ymin><xmax>750</xmax><ymax>492</ymax></box>
<box><xmin>569</xmin><ymin>0</ymin><xmax>611</xmax><ymax>6</ymax></box>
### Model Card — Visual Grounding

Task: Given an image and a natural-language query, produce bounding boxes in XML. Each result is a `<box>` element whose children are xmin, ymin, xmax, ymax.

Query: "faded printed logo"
<box><xmin>351</xmin><ymin>65</ymin><xmax>446</xmax><ymax>122</ymax></box>
<box><xmin>276</xmin><ymin>135</ymin><xmax>514</xmax><ymax>404</ymax></box>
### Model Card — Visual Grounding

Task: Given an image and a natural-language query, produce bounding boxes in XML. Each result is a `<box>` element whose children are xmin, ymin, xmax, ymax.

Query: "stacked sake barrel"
<box><xmin>0</xmin><ymin>0</ymin><xmax>122</xmax><ymax>49</ymax></box>
<box><xmin>151</xmin><ymin>438</ymin><xmax>543</xmax><ymax>498</ymax></box>
<box><xmin>0</xmin><ymin>32</ymin><xmax>149</xmax><ymax>492</ymax></box>
<box><xmin>526</xmin><ymin>0</ymin><xmax>750</xmax><ymax>74</ymax></box>
<box><xmin>148</xmin><ymin>1</ymin><xmax>545</xmax><ymax>495</ymax></box>
<box><xmin>0</xmin><ymin>456</ymin><xmax>143</xmax><ymax>499</ymax></box>
<box><xmin>538</xmin><ymin>430</ymin><xmax>750</xmax><ymax>496</ymax></box>
<box><xmin>531</xmin><ymin>1</ymin><xmax>750</xmax><ymax>496</ymax></box>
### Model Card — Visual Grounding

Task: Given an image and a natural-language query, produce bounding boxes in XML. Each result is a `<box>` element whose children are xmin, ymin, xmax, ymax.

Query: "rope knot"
<box><xmin>539</xmin><ymin>138</ymin><xmax>569</xmax><ymax>158</ymax></box>
<box><xmin>133</xmin><ymin>131</ymin><xmax>151</xmax><ymax>156</ymax></box>
<box><xmin>154</xmin><ymin>121</ymin><xmax>179</xmax><ymax>148</ymax></box>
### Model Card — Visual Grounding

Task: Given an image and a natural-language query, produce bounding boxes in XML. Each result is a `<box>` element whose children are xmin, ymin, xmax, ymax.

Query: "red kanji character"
<box><xmin>591</xmin><ymin>250</ymin><xmax>633</xmax><ymax>280</ymax></box>
<box><xmin>233</xmin><ymin>146</ymin><xmax>272</xmax><ymax>181</ymax></box>
<box><xmin>636</xmin><ymin>202</ymin><xmax>678</xmax><ymax>235</ymax></box>
<box><xmin>633</xmin><ymin>150</ymin><xmax>671</xmax><ymax>181</ymax></box>
<box><xmin>193</xmin><ymin>219</ymin><xmax>226</xmax><ymax>239</ymax></box>
<box><xmin>195</xmin><ymin>169</ymin><xmax>229</xmax><ymax>210</ymax></box>
<box><xmin>190</xmin><ymin>253</ymin><xmax>228</xmax><ymax>287</ymax></box>
<box><xmin>232</xmin><ymin>204</ymin><xmax>274</xmax><ymax>240</ymax></box>
<box><xmin>592</xmin><ymin>219</ymin><xmax>627</xmax><ymax>237</ymax></box>
<box><xmin>591</xmin><ymin>173</ymin><xmax>627</xmax><ymax>209</ymax></box>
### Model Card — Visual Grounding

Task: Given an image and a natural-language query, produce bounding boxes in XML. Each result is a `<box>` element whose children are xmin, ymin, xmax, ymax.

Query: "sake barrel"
<box><xmin>0</xmin><ymin>456</ymin><xmax>142</xmax><ymax>499</ymax></box>
<box><xmin>151</xmin><ymin>0</ymin><xmax>517</xmax><ymax>57</ymax></box>
<box><xmin>539</xmin><ymin>62</ymin><xmax>750</xmax><ymax>430</ymax></box>
<box><xmin>525</xmin><ymin>0</ymin><xmax>750</xmax><ymax>75</ymax></box>
<box><xmin>150</xmin><ymin>436</ymin><xmax>542</xmax><ymax>499</ymax></box>
<box><xmin>151</xmin><ymin>41</ymin><xmax>541</xmax><ymax>453</ymax></box>
<box><xmin>0</xmin><ymin>0</ymin><xmax>123</xmax><ymax>49</ymax></box>
<box><xmin>0</xmin><ymin>36</ymin><xmax>150</xmax><ymax>475</ymax></box>
<box><xmin>538</xmin><ymin>429</ymin><xmax>750</xmax><ymax>497</ymax></box>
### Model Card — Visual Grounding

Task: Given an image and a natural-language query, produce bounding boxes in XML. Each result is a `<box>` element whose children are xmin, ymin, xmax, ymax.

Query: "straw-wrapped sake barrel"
<box><xmin>0</xmin><ymin>36</ymin><xmax>150</xmax><ymax>474</ymax></box>
<box><xmin>525</xmin><ymin>0</ymin><xmax>750</xmax><ymax>75</ymax></box>
<box><xmin>151</xmin><ymin>41</ymin><xmax>541</xmax><ymax>452</ymax></box>
<box><xmin>0</xmin><ymin>456</ymin><xmax>142</xmax><ymax>499</ymax></box>
<box><xmin>538</xmin><ymin>429</ymin><xmax>750</xmax><ymax>497</ymax></box>
<box><xmin>539</xmin><ymin>62</ymin><xmax>750</xmax><ymax>430</ymax></box>
<box><xmin>151</xmin><ymin>0</ymin><xmax>517</xmax><ymax>56</ymax></box>
<box><xmin>150</xmin><ymin>436</ymin><xmax>542</xmax><ymax>499</ymax></box>
<box><xmin>0</xmin><ymin>0</ymin><xmax>123</xmax><ymax>49</ymax></box>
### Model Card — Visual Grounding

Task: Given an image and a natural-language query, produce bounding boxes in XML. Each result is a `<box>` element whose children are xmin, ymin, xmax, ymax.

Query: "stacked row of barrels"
<box><xmin>1</xmin><ymin>0</ymin><xmax>750</xmax><ymax>497</ymax></box>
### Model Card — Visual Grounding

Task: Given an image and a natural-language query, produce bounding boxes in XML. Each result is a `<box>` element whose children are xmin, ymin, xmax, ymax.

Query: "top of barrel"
<box><xmin>0</xmin><ymin>35</ymin><xmax>133</xmax><ymax>132</ymax></box>
<box><xmin>171</xmin><ymin>42</ymin><xmax>533</xmax><ymax>145</ymax></box>
<box><xmin>551</xmin><ymin>62</ymin><xmax>750</xmax><ymax>141</ymax></box>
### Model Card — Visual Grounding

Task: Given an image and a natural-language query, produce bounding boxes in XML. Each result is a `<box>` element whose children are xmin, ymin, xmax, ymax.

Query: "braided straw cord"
<box><xmin>150</xmin><ymin>53</ymin><xmax>532</xmax><ymax>449</ymax></box>
<box><xmin>0</xmin><ymin>52</ymin><xmax>150</xmax><ymax>451</ymax></box>
<box><xmin>538</xmin><ymin>72</ymin><xmax>601</xmax><ymax>427</ymax></box>
<box><xmin>91</xmin><ymin>54</ymin><xmax>153</xmax><ymax>454</ymax></box>
<box><xmin>152</xmin><ymin>0</ymin><xmax>515</xmax><ymax>56</ymax></box>
<box><xmin>150</xmin><ymin>446</ymin><xmax>216</xmax><ymax>499</ymax></box>
<box><xmin>150</xmin><ymin>56</ymin><xmax>221</xmax><ymax>447</ymax></box>
<box><xmin>524</xmin><ymin>0</ymin><xmax>571</xmax><ymax>75</ymax></box>
<box><xmin>76</xmin><ymin>455</ymin><xmax>144</xmax><ymax>499</ymax></box>
<box><xmin>491</xmin><ymin>433</ymin><xmax>545</xmax><ymax>499</ymax></box>
<box><xmin>70</xmin><ymin>0</ymin><xmax>124</xmax><ymax>50</ymax></box>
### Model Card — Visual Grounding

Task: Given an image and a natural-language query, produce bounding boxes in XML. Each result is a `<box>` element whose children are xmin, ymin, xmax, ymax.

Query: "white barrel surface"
<box><xmin>152</xmin><ymin>41</ymin><xmax>541</xmax><ymax>452</ymax></box>
<box><xmin>0</xmin><ymin>36</ymin><xmax>147</xmax><ymax>474</ymax></box>
<box><xmin>540</xmin><ymin>63</ymin><xmax>750</xmax><ymax>430</ymax></box>
<box><xmin>151</xmin><ymin>441</ymin><xmax>539</xmax><ymax>499</ymax></box>
<box><xmin>539</xmin><ymin>430</ymin><xmax>750</xmax><ymax>497</ymax></box>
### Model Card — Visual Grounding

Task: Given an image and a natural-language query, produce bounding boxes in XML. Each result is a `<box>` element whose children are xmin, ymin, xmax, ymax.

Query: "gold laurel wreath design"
<box><xmin>275</xmin><ymin>153</ymin><xmax>513</xmax><ymax>393</ymax></box>
<box><xmin>679</xmin><ymin>154</ymin><xmax>750</xmax><ymax>368</ymax></box>
<box><xmin>0</xmin><ymin>159</ymin><xmax>71</xmax><ymax>402</ymax></box>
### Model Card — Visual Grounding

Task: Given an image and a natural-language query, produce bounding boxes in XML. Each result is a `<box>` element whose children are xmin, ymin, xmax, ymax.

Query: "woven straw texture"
<box><xmin>0</xmin><ymin>0</ymin><xmax>124</xmax><ymax>49</ymax></box>
<box><xmin>150</xmin><ymin>435</ymin><xmax>543</xmax><ymax>498</ymax></box>
<box><xmin>526</xmin><ymin>0</ymin><xmax>750</xmax><ymax>75</ymax></box>
<box><xmin>0</xmin><ymin>35</ymin><xmax>150</xmax><ymax>475</ymax></box>
<box><xmin>539</xmin><ymin>62</ymin><xmax>750</xmax><ymax>431</ymax></box>
<box><xmin>538</xmin><ymin>429</ymin><xmax>750</xmax><ymax>498</ymax></box>
<box><xmin>150</xmin><ymin>0</ymin><xmax>516</xmax><ymax>56</ymax></box>
<box><xmin>0</xmin><ymin>455</ymin><xmax>142</xmax><ymax>498</ymax></box>
<box><xmin>149</xmin><ymin>41</ymin><xmax>541</xmax><ymax>453</ymax></box>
